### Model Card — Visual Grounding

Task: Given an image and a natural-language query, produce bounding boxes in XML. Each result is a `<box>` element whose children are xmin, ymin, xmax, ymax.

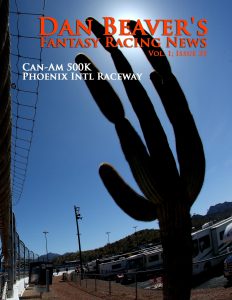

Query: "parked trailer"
<box><xmin>86</xmin><ymin>217</ymin><xmax>232</xmax><ymax>280</ymax></box>
<box><xmin>86</xmin><ymin>257</ymin><xmax>120</xmax><ymax>274</ymax></box>
<box><xmin>121</xmin><ymin>247</ymin><xmax>163</xmax><ymax>283</ymax></box>
<box><xmin>192</xmin><ymin>216</ymin><xmax>232</xmax><ymax>275</ymax></box>
<box><xmin>99</xmin><ymin>257</ymin><xmax>127</xmax><ymax>278</ymax></box>
<box><xmin>126</xmin><ymin>247</ymin><xmax>163</xmax><ymax>273</ymax></box>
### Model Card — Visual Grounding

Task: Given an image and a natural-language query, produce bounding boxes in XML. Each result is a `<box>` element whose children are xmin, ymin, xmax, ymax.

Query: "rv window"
<box><xmin>148</xmin><ymin>254</ymin><xmax>159</xmax><ymax>262</ymax></box>
<box><xmin>219</xmin><ymin>230</ymin><xmax>225</xmax><ymax>241</ymax></box>
<box><xmin>127</xmin><ymin>257</ymin><xmax>143</xmax><ymax>269</ymax></box>
<box><xmin>192</xmin><ymin>240</ymin><xmax>199</xmax><ymax>257</ymax></box>
<box><xmin>199</xmin><ymin>235</ymin><xmax>210</xmax><ymax>252</ymax></box>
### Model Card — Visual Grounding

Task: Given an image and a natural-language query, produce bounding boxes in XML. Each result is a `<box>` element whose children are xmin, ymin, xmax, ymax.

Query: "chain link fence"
<box><xmin>0</xmin><ymin>215</ymin><xmax>39</xmax><ymax>298</ymax></box>
<box><xmin>67</xmin><ymin>270</ymin><xmax>163</xmax><ymax>300</ymax></box>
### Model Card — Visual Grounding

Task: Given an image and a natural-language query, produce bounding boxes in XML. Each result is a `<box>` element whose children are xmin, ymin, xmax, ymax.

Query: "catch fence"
<box><xmin>0</xmin><ymin>0</ymin><xmax>46</xmax><ymax>297</ymax></box>
<box><xmin>0</xmin><ymin>214</ymin><xmax>39</xmax><ymax>298</ymax></box>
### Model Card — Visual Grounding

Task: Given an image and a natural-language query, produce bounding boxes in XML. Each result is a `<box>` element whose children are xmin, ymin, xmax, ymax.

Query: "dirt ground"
<box><xmin>39</xmin><ymin>275</ymin><xmax>232</xmax><ymax>300</ymax></box>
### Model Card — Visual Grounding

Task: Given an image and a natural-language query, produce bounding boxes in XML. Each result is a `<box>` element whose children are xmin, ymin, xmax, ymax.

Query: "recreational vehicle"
<box><xmin>192</xmin><ymin>216</ymin><xmax>232</xmax><ymax>275</ymax></box>
<box><xmin>99</xmin><ymin>257</ymin><xmax>127</xmax><ymax>277</ymax></box>
<box><xmin>86</xmin><ymin>217</ymin><xmax>232</xmax><ymax>280</ymax></box>
<box><xmin>125</xmin><ymin>247</ymin><xmax>163</xmax><ymax>274</ymax></box>
<box><xmin>120</xmin><ymin>247</ymin><xmax>163</xmax><ymax>283</ymax></box>
<box><xmin>86</xmin><ymin>260</ymin><xmax>98</xmax><ymax>273</ymax></box>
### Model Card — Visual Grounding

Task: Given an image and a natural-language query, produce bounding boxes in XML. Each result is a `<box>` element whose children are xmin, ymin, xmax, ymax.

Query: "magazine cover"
<box><xmin>0</xmin><ymin>0</ymin><xmax>231</xmax><ymax>298</ymax></box>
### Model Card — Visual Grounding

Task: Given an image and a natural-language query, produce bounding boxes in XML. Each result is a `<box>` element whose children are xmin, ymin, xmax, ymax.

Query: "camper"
<box><xmin>125</xmin><ymin>247</ymin><xmax>163</xmax><ymax>274</ymax></box>
<box><xmin>192</xmin><ymin>216</ymin><xmax>232</xmax><ymax>275</ymax></box>
<box><xmin>98</xmin><ymin>246</ymin><xmax>163</xmax><ymax>276</ymax></box>
<box><xmin>99</xmin><ymin>257</ymin><xmax>127</xmax><ymax>278</ymax></box>
<box><xmin>121</xmin><ymin>247</ymin><xmax>163</xmax><ymax>283</ymax></box>
<box><xmin>86</xmin><ymin>260</ymin><xmax>98</xmax><ymax>274</ymax></box>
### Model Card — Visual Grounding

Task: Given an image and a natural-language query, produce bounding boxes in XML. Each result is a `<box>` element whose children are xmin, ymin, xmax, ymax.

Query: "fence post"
<box><xmin>7</xmin><ymin>211</ymin><xmax>14</xmax><ymax>297</ymax></box>
<box><xmin>23</xmin><ymin>243</ymin><xmax>26</xmax><ymax>279</ymax></box>
<box><xmin>17</xmin><ymin>234</ymin><xmax>20</xmax><ymax>280</ymax></box>
<box><xmin>95</xmin><ymin>275</ymin><xmax>97</xmax><ymax>292</ymax></box>
<box><xmin>135</xmin><ymin>273</ymin><xmax>137</xmax><ymax>300</ymax></box>
<box><xmin>46</xmin><ymin>269</ymin><xmax>49</xmax><ymax>292</ymax></box>
<box><xmin>109</xmin><ymin>279</ymin><xmax>111</xmax><ymax>295</ymax></box>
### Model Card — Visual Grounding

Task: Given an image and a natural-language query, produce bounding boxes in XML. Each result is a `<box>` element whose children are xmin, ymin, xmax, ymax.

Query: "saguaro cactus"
<box><xmin>76</xmin><ymin>18</ymin><xmax>205</xmax><ymax>300</ymax></box>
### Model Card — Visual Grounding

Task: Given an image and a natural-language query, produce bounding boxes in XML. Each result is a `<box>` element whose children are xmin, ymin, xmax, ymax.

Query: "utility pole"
<box><xmin>43</xmin><ymin>231</ymin><xmax>49</xmax><ymax>261</ymax></box>
<box><xmin>74</xmin><ymin>206</ymin><xmax>83</xmax><ymax>275</ymax></box>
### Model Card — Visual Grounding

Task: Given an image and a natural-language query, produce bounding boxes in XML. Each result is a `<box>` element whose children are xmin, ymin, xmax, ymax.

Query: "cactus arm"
<box><xmin>126</xmin><ymin>22</ymin><xmax>205</xmax><ymax>203</ymax></box>
<box><xmin>128</xmin><ymin>21</ymin><xmax>171</xmax><ymax>77</ymax></box>
<box><xmin>75</xmin><ymin>54</ymin><xmax>125</xmax><ymax>123</ymax></box>
<box><xmin>86</xmin><ymin>17</ymin><xmax>118</xmax><ymax>53</ymax></box>
<box><xmin>85</xmin><ymin>18</ymin><xmax>179</xmax><ymax>183</ymax></box>
<box><xmin>115</xmin><ymin>118</ymin><xmax>172</xmax><ymax>203</ymax></box>
<box><xmin>76</xmin><ymin>52</ymin><xmax>180</xmax><ymax>204</ymax></box>
<box><xmin>99</xmin><ymin>163</ymin><xmax>157</xmax><ymax>221</ymax></box>
<box><xmin>150</xmin><ymin>72</ymin><xmax>205</xmax><ymax>203</ymax></box>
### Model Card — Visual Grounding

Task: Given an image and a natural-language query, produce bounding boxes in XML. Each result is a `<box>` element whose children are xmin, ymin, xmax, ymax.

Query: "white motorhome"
<box><xmin>86</xmin><ymin>260</ymin><xmax>98</xmax><ymax>273</ymax></box>
<box><xmin>99</xmin><ymin>257</ymin><xmax>127</xmax><ymax>276</ymax></box>
<box><xmin>126</xmin><ymin>246</ymin><xmax>163</xmax><ymax>274</ymax></box>
<box><xmin>192</xmin><ymin>216</ymin><xmax>232</xmax><ymax>275</ymax></box>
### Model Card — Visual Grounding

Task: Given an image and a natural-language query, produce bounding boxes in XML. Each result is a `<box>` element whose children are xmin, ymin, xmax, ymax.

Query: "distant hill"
<box><xmin>39</xmin><ymin>252</ymin><xmax>60</xmax><ymax>261</ymax></box>
<box><xmin>207</xmin><ymin>201</ymin><xmax>232</xmax><ymax>216</ymax></box>
<box><xmin>53</xmin><ymin>229</ymin><xmax>160</xmax><ymax>265</ymax></box>
<box><xmin>53</xmin><ymin>201</ymin><xmax>232</xmax><ymax>265</ymax></box>
<box><xmin>192</xmin><ymin>201</ymin><xmax>232</xmax><ymax>230</ymax></box>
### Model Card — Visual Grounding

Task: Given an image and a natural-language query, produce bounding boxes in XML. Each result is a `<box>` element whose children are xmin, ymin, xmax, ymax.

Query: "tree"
<box><xmin>76</xmin><ymin>18</ymin><xmax>205</xmax><ymax>300</ymax></box>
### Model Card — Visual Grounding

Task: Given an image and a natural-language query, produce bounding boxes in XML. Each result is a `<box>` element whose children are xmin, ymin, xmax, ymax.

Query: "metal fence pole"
<box><xmin>46</xmin><ymin>269</ymin><xmax>49</xmax><ymax>292</ymax></box>
<box><xmin>17</xmin><ymin>234</ymin><xmax>20</xmax><ymax>280</ymax></box>
<box><xmin>7</xmin><ymin>211</ymin><xmax>14</xmax><ymax>297</ymax></box>
<box><xmin>23</xmin><ymin>243</ymin><xmax>26</xmax><ymax>279</ymax></box>
<box><xmin>79</xmin><ymin>272</ymin><xmax>82</xmax><ymax>286</ymax></box>
<box><xmin>135</xmin><ymin>273</ymin><xmax>138</xmax><ymax>300</ymax></box>
<box><xmin>13</xmin><ymin>215</ymin><xmax>17</xmax><ymax>284</ymax></box>
<box><xmin>109</xmin><ymin>279</ymin><xmax>111</xmax><ymax>295</ymax></box>
<box><xmin>95</xmin><ymin>275</ymin><xmax>97</xmax><ymax>292</ymax></box>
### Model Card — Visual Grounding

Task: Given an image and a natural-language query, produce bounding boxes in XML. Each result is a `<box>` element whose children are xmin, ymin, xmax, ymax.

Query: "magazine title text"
<box><xmin>39</xmin><ymin>17</ymin><xmax>208</xmax><ymax>50</ymax></box>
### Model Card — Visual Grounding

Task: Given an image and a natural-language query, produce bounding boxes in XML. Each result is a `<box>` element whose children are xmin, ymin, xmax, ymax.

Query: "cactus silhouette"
<box><xmin>76</xmin><ymin>18</ymin><xmax>205</xmax><ymax>300</ymax></box>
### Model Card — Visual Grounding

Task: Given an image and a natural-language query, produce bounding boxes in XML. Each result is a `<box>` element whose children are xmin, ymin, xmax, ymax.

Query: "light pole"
<box><xmin>43</xmin><ymin>231</ymin><xmax>49</xmax><ymax>261</ymax></box>
<box><xmin>106</xmin><ymin>231</ymin><xmax>111</xmax><ymax>244</ymax></box>
<box><xmin>74</xmin><ymin>206</ymin><xmax>83</xmax><ymax>275</ymax></box>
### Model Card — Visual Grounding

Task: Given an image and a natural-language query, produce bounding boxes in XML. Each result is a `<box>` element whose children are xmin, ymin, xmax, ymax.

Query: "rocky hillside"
<box><xmin>207</xmin><ymin>201</ymin><xmax>232</xmax><ymax>216</ymax></box>
<box><xmin>192</xmin><ymin>201</ymin><xmax>232</xmax><ymax>230</ymax></box>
